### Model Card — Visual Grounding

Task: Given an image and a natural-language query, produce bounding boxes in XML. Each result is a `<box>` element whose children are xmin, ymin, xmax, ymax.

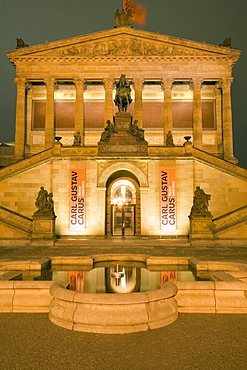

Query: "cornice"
<box><xmin>6</xmin><ymin>27</ymin><xmax>241</xmax><ymax>66</ymax></box>
<box><xmin>11</xmin><ymin>55</ymin><xmax>239</xmax><ymax>67</ymax></box>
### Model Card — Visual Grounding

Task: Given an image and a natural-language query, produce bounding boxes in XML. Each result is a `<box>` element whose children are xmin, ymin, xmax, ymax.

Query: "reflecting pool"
<box><xmin>21</xmin><ymin>262</ymin><xmax>210</xmax><ymax>293</ymax></box>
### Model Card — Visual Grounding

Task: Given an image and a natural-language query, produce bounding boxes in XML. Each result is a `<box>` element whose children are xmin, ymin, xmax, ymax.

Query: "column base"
<box><xmin>224</xmin><ymin>156</ymin><xmax>238</xmax><ymax>164</ymax></box>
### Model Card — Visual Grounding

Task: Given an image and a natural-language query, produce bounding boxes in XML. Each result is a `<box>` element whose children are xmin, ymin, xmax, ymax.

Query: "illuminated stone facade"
<box><xmin>1</xmin><ymin>24</ymin><xmax>247</xmax><ymax>245</ymax></box>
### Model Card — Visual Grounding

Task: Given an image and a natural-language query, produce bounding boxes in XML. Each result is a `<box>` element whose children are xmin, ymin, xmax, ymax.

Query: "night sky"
<box><xmin>1</xmin><ymin>0</ymin><xmax>246</xmax><ymax>168</ymax></box>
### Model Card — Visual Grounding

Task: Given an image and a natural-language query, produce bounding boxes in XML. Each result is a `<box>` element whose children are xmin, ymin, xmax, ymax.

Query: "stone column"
<box><xmin>44</xmin><ymin>78</ymin><xmax>55</xmax><ymax>150</ymax></box>
<box><xmin>26</xmin><ymin>85</ymin><xmax>33</xmax><ymax>149</ymax></box>
<box><xmin>104</xmin><ymin>78</ymin><xmax>114</xmax><ymax>124</ymax></box>
<box><xmin>134</xmin><ymin>79</ymin><xmax>143</xmax><ymax>128</ymax></box>
<box><xmin>74</xmin><ymin>78</ymin><xmax>85</xmax><ymax>145</ymax></box>
<box><xmin>96</xmin><ymin>187</ymin><xmax>106</xmax><ymax>236</ymax></box>
<box><xmin>162</xmin><ymin>79</ymin><xmax>173</xmax><ymax>145</ymax></box>
<box><xmin>214</xmin><ymin>83</ymin><xmax>223</xmax><ymax>152</ymax></box>
<box><xmin>140</xmin><ymin>187</ymin><xmax>149</xmax><ymax>236</ymax></box>
<box><xmin>14</xmin><ymin>78</ymin><xmax>26</xmax><ymax>160</ymax></box>
<box><xmin>221</xmin><ymin>78</ymin><xmax>235</xmax><ymax>162</ymax></box>
<box><xmin>191</xmin><ymin>78</ymin><xmax>203</xmax><ymax>149</ymax></box>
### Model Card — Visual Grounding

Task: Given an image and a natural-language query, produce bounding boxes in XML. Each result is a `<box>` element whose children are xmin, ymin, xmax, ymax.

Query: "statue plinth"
<box><xmin>98</xmin><ymin>113</ymin><xmax>148</xmax><ymax>156</ymax></box>
<box><xmin>114</xmin><ymin>112</ymin><xmax>132</xmax><ymax>131</ymax></box>
<box><xmin>188</xmin><ymin>215</ymin><xmax>214</xmax><ymax>240</ymax></box>
<box><xmin>31</xmin><ymin>212</ymin><xmax>56</xmax><ymax>245</ymax></box>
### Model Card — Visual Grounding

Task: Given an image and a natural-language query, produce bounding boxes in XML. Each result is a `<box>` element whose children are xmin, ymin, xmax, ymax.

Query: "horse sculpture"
<box><xmin>114</xmin><ymin>74</ymin><xmax>132</xmax><ymax>112</ymax></box>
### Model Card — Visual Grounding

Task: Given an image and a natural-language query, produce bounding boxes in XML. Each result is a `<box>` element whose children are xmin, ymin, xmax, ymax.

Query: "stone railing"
<box><xmin>192</xmin><ymin>147</ymin><xmax>247</xmax><ymax>181</ymax></box>
<box><xmin>1</xmin><ymin>141</ymin><xmax>246</xmax><ymax>183</ymax></box>
<box><xmin>0</xmin><ymin>206</ymin><xmax>32</xmax><ymax>235</ymax></box>
<box><xmin>212</xmin><ymin>205</ymin><xmax>247</xmax><ymax>233</ymax></box>
<box><xmin>0</xmin><ymin>148</ymin><xmax>53</xmax><ymax>182</ymax></box>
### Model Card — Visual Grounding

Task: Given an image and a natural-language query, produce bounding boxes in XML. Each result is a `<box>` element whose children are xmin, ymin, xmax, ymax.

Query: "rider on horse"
<box><xmin>114</xmin><ymin>74</ymin><xmax>132</xmax><ymax>112</ymax></box>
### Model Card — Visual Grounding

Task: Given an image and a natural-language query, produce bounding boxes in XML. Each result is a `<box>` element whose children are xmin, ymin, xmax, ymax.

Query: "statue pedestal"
<box><xmin>189</xmin><ymin>215</ymin><xmax>214</xmax><ymax>240</ymax></box>
<box><xmin>114</xmin><ymin>112</ymin><xmax>132</xmax><ymax>131</ymax></box>
<box><xmin>31</xmin><ymin>213</ymin><xmax>56</xmax><ymax>246</ymax></box>
<box><xmin>98</xmin><ymin>113</ymin><xmax>148</xmax><ymax>156</ymax></box>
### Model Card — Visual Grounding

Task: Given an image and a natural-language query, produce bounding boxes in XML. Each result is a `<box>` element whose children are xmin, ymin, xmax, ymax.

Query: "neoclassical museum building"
<box><xmin>0</xmin><ymin>12</ymin><xmax>247</xmax><ymax>245</ymax></box>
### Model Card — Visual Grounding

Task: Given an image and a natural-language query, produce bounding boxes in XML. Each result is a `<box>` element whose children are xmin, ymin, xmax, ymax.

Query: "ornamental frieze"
<box><xmin>57</xmin><ymin>37</ymin><xmax>212</xmax><ymax>57</ymax></box>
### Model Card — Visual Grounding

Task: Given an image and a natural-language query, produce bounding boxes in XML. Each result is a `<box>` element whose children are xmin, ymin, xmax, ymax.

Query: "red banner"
<box><xmin>70</xmin><ymin>168</ymin><xmax>86</xmax><ymax>231</ymax></box>
<box><xmin>160</xmin><ymin>168</ymin><xmax>176</xmax><ymax>232</ymax></box>
<box><xmin>124</xmin><ymin>0</ymin><xmax>146</xmax><ymax>25</ymax></box>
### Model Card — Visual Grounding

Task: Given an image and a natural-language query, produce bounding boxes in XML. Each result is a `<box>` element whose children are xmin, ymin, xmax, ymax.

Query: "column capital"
<box><xmin>14</xmin><ymin>77</ymin><xmax>27</xmax><ymax>88</ymax></box>
<box><xmin>219</xmin><ymin>77</ymin><xmax>234</xmax><ymax>88</ymax></box>
<box><xmin>74</xmin><ymin>78</ymin><xmax>85</xmax><ymax>88</ymax></box>
<box><xmin>133</xmin><ymin>78</ymin><xmax>144</xmax><ymax>90</ymax></box>
<box><xmin>161</xmin><ymin>78</ymin><xmax>174</xmax><ymax>89</ymax></box>
<box><xmin>103</xmin><ymin>78</ymin><xmax>114</xmax><ymax>90</ymax></box>
<box><xmin>44</xmin><ymin>78</ymin><xmax>56</xmax><ymax>89</ymax></box>
<box><xmin>190</xmin><ymin>78</ymin><xmax>204</xmax><ymax>90</ymax></box>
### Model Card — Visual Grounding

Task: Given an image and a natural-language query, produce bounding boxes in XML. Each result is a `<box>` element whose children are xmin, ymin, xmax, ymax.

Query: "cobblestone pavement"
<box><xmin>1</xmin><ymin>239</ymin><xmax>247</xmax><ymax>369</ymax></box>
<box><xmin>0</xmin><ymin>313</ymin><xmax>247</xmax><ymax>370</ymax></box>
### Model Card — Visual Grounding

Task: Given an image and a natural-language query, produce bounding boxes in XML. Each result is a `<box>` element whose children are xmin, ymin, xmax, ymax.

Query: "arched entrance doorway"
<box><xmin>106</xmin><ymin>171</ymin><xmax>140</xmax><ymax>237</ymax></box>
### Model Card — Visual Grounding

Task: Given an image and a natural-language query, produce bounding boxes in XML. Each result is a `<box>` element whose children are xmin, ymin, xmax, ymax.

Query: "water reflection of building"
<box><xmin>106</xmin><ymin>267</ymin><xmax>141</xmax><ymax>293</ymax></box>
<box><xmin>55</xmin><ymin>266</ymin><xmax>200</xmax><ymax>293</ymax></box>
<box><xmin>161</xmin><ymin>271</ymin><xmax>178</xmax><ymax>283</ymax></box>
<box><xmin>1</xmin><ymin>11</ymin><xmax>247</xmax><ymax>245</ymax></box>
<box><xmin>69</xmin><ymin>271</ymin><xmax>84</xmax><ymax>292</ymax></box>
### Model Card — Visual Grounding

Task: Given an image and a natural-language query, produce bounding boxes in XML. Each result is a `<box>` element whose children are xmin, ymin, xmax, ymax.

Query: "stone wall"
<box><xmin>0</xmin><ymin>153</ymin><xmax>247</xmax><ymax>239</ymax></box>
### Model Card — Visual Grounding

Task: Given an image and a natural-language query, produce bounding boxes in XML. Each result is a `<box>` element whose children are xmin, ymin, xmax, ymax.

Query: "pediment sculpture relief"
<box><xmin>56</xmin><ymin>37</ymin><xmax>210</xmax><ymax>57</ymax></box>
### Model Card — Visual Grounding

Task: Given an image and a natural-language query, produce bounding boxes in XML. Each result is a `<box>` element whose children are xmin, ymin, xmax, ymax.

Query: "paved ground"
<box><xmin>0</xmin><ymin>313</ymin><xmax>247</xmax><ymax>370</ymax></box>
<box><xmin>0</xmin><ymin>238</ymin><xmax>247</xmax><ymax>369</ymax></box>
<box><xmin>0</xmin><ymin>238</ymin><xmax>247</xmax><ymax>263</ymax></box>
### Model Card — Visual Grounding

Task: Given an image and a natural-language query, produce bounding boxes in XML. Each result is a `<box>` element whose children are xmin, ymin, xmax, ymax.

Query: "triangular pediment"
<box><xmin>7</xmin><ymin>27</ymin><xmax>241</xmax><ymax>62</ymax></box>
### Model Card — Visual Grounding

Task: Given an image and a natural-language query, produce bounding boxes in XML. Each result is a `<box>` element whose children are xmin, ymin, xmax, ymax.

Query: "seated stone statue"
<box><xmin>127</xmin><ymin>120</ymin><xmax>145</xmax><ymax>141</ymax></box>
<box><xmin>190</xmin><ymin>186</ymin><xmax>212</xmax><ymax>217</ymax></box>
<box><xmin>100</xmin><ymin>120</ymin><xmax>117</xmax><ymax>142</ymax></box>
<box><xmin>35</xmin><ymin>187</ymin><xmax>55</xmax><ymax>214</ymax></box>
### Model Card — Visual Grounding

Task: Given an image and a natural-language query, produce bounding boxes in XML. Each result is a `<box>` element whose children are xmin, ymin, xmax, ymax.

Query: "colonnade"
<box><xmin>14</xmin><ymin>76</ymin><xmax>234</xmax><ymax>161</ymax></box>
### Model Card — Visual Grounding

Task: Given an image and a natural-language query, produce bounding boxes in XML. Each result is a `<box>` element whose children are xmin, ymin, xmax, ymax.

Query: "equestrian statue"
<box><xmin>114</xmin><ymin>74</ymin><xmax>132</xmax><ymax>112</ymax></box>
